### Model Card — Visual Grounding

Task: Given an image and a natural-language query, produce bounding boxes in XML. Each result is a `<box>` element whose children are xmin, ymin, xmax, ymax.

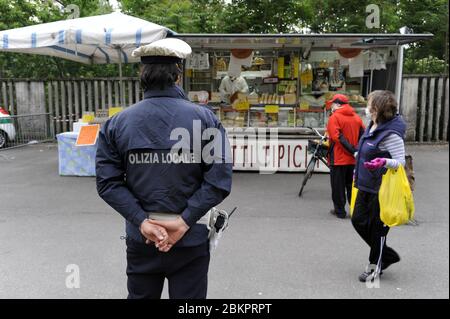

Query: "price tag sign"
<box><xmin>263</xmin><ymin>77</ymin><xmax>279</xmax><ymax>84</ymax></box>
<box><xmin>76</xmin><ymin>124</ymin><xmax>100</xmax><ymax>146</ymax></box>
<box><xmin>234</xmin><ymin>100</ymin><xmax>250</xmax><ymax>111</ymax></box>
<box><xmin>108</xmin><ymin>107</ymin><xmax>124</xmax><ymax>118</ymax></box>
<box><xmin>300</xmin><ymin>101</ymin><xmax>310</xmax><ymax>110</ymax></box>
<box><xmin>265</xmin><ymin>105</ymin><xmax>279</xmax><ymax>114</ymax></box>
<box><xmin>81</xmin><ymin>112</ymin><xmax>95</xmax><ymax>123</ymax></box>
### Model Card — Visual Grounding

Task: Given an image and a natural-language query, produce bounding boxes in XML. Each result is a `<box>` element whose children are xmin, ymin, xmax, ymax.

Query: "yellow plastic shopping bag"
<box><xmin>379</xmin><ymin>166</ymin><xmax>415</xmax><ymax>227</ymax></box>
<box><xmin>350</xmin><ymin>181</ymin><xmax>358</xmax><ymax>217</ymax></box>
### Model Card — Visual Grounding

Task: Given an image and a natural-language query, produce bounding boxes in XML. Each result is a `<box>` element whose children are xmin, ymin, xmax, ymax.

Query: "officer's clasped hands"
<box><xmin>148</xmin><ymin>217</ymin><xmax>190</xmax><ymax>253</ymax></box>
<box><xmin>139</xmin><ymin>219</ymin><xmax>170</xmax><ymax>251</ymax></box>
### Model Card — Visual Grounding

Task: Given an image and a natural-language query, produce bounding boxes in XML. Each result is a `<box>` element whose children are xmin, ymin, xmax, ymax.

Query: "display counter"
<box><xmin>178</xmin><ymin>34</ymin><xmax>401</xmax><ymax>171</ymax></box>
<box><xmin>184</xmin><ymin>50</ymin><xmax>369</xmax><ymax>172</ymax></box>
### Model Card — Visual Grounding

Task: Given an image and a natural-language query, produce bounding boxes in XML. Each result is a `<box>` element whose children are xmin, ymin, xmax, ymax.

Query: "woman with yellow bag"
<box><xmin>351</xmin><ymin>90</ymin><xmax>407</xmax><ymax>283</ymax></box>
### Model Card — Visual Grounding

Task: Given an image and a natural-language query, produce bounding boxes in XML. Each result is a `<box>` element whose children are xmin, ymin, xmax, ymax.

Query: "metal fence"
<box><xmin>401</xmin><ymin>75</ymin><xmax>449</xmax><ymax>142</ymax></box>
<box><xmin>0</xmin><ymin>78</ymin><xmax>142</xmax><ymax>135</ymax></box>
<box><xmin>0</xmin><ymin>113</ymin><xmax>54</xmax><ymax>150</ymax></box>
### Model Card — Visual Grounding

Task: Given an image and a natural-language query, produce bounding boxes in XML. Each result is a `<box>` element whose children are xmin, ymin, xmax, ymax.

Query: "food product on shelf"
<box><xmin>312</xmin><ymin>67</ymin><xmax>330</xmax><ymax>92</ymax></box>
<box><xmin>284</xmin><ymin>65</ymin><xmax>291</xmax><ymax>79</ymax></box>
<box><xmin>349</xmin><ymin>94</ymin><xmax>366</xmax><ymax>103</ymax></box>
<box><xmin>210</xmin><ymin>92</ymin><xmax>221</xmax><ymax>103</ymax></box>
<box><xmin>213</xmin><ymin>108</ymin><xmax>222</xmax><ymax>120</ymax></box>
<box><xmin>267</xmin><ymin>113</ymin><xmax>278</xmax><ymax>127</ymax></box>
<box><xmin>248</xmin><ymin>91</ymin><xmax>259</xmax><ymax>105</ymax></box>
<box><xmin>288</xmin><ymin>110</ymin><xmax>296</xmax><ymax>127</ymax></box>
<box><xmin>262</xmin><ymin>93</ymin><xmax>268</xmax><ymax>104</ymax></box>
<box><xmin>188</xmin><ymin>91</ymin><xmax>208</xmax><ymax>102</ymax></box>
<box><xmin>253</xmin><ymin>57</ymin><xmax>265</xmax><ymax>65</ymax></box>
<box><xmin>319</xmin><ymin>60</ymin><xmax>329</xmax><ymax>68</ymax></box>
<box><xmin>286</xmin><ymin>84</ymin><xmax>297</xmax><ymax>93</ymax></box>
<box><xmin>278</xmin><ymin>110</ymin><xmax>288</xmax><ymax>127</ymax></box>
<box><xmin>277</xmin><ymin>57</ymin><xmax>285</xmax><ymax>78</ymax></box>
<box><xmin>237</xmin><ymin>92</ymin><xmax>248</xmax><ymax>100</ymax></box>
<box><xmin>232</xmin><ymin>94</ymin><xmax>250</xmax><ymax>111</ymax></box>
<box><xmin>284</xmin><ymin>93</ymin><xmax>296</xmax><ymax>105</ymax></box>
<box><xmin>296</xmin><ymin>116</ymin><xmax>304</xmax><ymax>127</ymax></box>
<box><xmin>300</xmin><ymin>100</ymin><xmax>310</xmax><ymax>110</ymax></box>
<box><xmin>300</xmin><ymin>64</ymin><xmax>313</xmax><ymax>87</ymax></box>
<box><xmin>304</xmin><ymin>114</ymin><xmax>319</xmax><ymax>127</ymax></box>
<box><xmin>324</xmin><ymin>92</ymin><xmax>336</xmax><ymax>101</ymax></box>
<box><xmin>293</xmin><ymin>56</ymin><xmax>300</xmax><ymax>79</ymax></box>
<box><xmin>250</xmin><ymin>110</ymin><xmax>267</xmax><ymax>127</ymax></box>
<box><xmin>319</xmin><ymin>81</ymin><xmax>329</xmax><ymax>91</ymax></box>
<box><xmin>300</xmin><ymin>95</ymin><xmax>325</xmax><ymax>108</ymax></box>
<box><xmin>223</xmin><ymin>110</ymin><xmax>238</xmax><ymax>127</ymax></box>
<box><xmin>215</xmin><ymin>58</ymin><xmax>227</xmax><ymax>71</ymax></box>
<box><xmin>234</xmin><ymin>112</ymin><xmax>246</xmax><ymax>127</ymax></box>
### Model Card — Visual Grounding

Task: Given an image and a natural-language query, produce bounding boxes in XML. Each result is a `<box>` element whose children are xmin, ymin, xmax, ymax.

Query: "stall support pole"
<box><xmin>395</xmin><ymin>44</ymin><xmax>404</xmax><ymax>112</ymax></box>
<box><xmin>117</xmin><ymin>48</ymin><xmax>125</xmax><ymax>107</ymax></box>
<box><xmin>370</xmin><ymin>69</ymin><xmax>374</xmax><ymax>93</ymax></box>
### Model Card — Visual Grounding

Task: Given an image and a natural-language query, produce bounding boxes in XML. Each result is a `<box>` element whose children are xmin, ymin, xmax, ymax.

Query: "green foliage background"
<box><xmin>0</xmin><ymin>0</ymin><xmax>448</xmax><ymax>78</ymax></box>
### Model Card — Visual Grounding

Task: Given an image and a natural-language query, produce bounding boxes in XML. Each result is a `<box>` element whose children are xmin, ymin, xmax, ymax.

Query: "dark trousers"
<box><xmin>351</xmin><ymin>190</ymin><xmax>400</xmax><ymax>265</ymax></box>
<box><xmin>126</xmin><ymin>238</ymin><xmax>210</xmax><ymax>299</ymax></box>
<box><xmin>330</xmin><ymin>165</ymin><xmax>354</xmax><ymax>216</ymax></box>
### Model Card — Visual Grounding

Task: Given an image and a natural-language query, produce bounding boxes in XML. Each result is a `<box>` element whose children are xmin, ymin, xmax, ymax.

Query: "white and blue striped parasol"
<box><xmin>0</xmin><ymin>12</ymin><xmax>173</xmax><ymax>105</ymax></box>
<box><xmin>0</xmin><ymin>12</ymin><xmax>171</xmax><ymax>64</ymax></box>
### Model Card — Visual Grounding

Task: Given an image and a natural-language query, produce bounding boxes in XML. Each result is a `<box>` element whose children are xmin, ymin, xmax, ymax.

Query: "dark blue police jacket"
<box><xmin>96</xmin><ymin>85</ymin><xmax>233</xmax><ymax>247</ymax></box>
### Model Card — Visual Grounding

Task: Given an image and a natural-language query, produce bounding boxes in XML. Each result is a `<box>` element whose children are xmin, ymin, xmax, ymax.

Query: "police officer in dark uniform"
<box><xmin>95</xmin><ymin>38</ymin><xmax>232</xmax><ymax>299</ymax></box>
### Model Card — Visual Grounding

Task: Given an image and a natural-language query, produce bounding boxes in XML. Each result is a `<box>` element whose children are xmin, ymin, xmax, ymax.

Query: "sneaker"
<box><xmin>358</xmin><ymin>269</ymin><xmax>383</xmax><ymax>283</ymax></box>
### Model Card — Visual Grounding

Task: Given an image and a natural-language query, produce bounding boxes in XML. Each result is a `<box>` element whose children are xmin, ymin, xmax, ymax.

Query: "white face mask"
<box><xmin>365</xmin><ymin>107</ymin><xmax>372</xmax><ymax>119</ymax></box>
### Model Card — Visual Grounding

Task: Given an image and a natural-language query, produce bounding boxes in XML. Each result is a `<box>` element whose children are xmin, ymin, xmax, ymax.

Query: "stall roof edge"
<box><xmin>176</xmin><ymin>33</ymin><xmax>433</xmax><ymax>38</ymax></box>
<box><xmin>173</xmin><ymin>33</ymin><xmax>433</xmax><ymax>49</ymax></box>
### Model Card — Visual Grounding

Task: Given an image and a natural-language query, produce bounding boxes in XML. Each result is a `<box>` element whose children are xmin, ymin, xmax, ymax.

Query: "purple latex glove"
<box><xmin>363</xmin><ymin>158</ymin><xmax>386</xmax><ymax>170</ymax></box>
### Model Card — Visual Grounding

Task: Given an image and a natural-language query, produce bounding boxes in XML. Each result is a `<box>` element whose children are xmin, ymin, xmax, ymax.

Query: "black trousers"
<box><xmin>126</xmin><ymin>238</ymin><xmax>210</xmax><ymax>299</ymax></box>
<box><xmin>351</xmin><ymin>190</ymin><xmax>400</xmax><ymax>265</ymax></box>
<box><xmin>330</xmin><ymin>165</ymin><xmax>354</xmax><ymax>216</ymax></box>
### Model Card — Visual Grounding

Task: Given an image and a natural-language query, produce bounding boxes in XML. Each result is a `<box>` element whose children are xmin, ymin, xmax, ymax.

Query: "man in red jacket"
<box><xmin>326</xmin><ymin>94</ymin><xmax>365</xmax><ymax>218</ymax></box>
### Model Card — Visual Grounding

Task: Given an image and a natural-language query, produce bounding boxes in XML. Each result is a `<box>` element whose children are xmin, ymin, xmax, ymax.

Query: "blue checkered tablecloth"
<box><xmin>56</xmin><ymin>132</ymin><xmax>97</xmax><ymax>176</ymax></box>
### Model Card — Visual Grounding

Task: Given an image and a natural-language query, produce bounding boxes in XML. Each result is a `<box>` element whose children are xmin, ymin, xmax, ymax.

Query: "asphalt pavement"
<box><xmin>0</xmin><ymin>143</ymin><xmax>448</xmax><ymax>299</ymax></box>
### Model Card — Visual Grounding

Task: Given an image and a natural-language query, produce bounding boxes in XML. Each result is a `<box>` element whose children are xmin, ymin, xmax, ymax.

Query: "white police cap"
<box><xmin>132</xmin><ymin>38</ymin><xmax>192</xmax><ymax>64</ymax></box>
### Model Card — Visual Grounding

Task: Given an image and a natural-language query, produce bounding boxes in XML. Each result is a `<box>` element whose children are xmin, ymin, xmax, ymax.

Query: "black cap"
<box><xmin>141</xmin><ymin>55</ymin><xmax>182</xmax><ymax>64</ymax></box>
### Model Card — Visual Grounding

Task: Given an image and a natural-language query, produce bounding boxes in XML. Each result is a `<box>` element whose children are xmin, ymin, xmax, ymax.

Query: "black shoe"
<box><xmin>330</xmin><ymin>209</ymin><xmax>346</xmax><ymax>219</ymax></box>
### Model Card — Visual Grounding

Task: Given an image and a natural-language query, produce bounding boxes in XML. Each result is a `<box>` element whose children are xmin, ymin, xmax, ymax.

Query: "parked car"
<box><xmin>0</xmin><ymin>107</ymin><xmax>16</xmax><ymax>148</ymax></box>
